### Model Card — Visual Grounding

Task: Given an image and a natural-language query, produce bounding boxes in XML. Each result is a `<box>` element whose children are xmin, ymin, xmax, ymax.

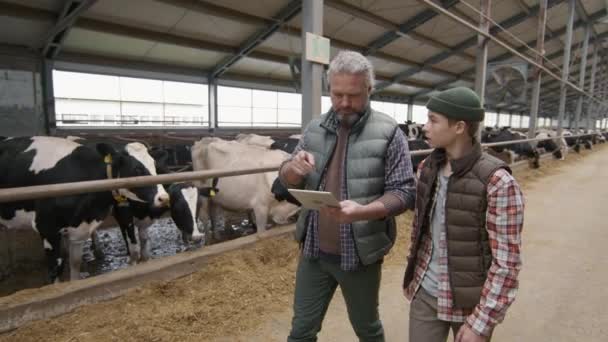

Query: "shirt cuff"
<box><xmin>278</xmin><ymin>159</ymin><xmax>303</xmax><ymax>189</ymax></box>
<box><xmin>465</xmin><ymin>306</ymin><xmax>495</xmax><ymax>337</ymax></box>
<box><xmin>376</xmin><ymin>193</ymin><xmax>406</xmax><ymax>216</ymax></box>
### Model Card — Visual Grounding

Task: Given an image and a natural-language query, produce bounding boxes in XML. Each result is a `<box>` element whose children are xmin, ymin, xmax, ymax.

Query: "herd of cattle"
<box><xmin>400</xmin><ymin>121</ymin><xmax>607</xmax><ymax>170</ymax></box>
<box><xmin>0</xmin><ymin>123</ymin><xmax>606</xmax><ymax>284</ymax></box>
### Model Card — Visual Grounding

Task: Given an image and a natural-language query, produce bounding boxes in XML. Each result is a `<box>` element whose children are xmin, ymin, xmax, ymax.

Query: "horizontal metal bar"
<box><xmin>0</xmin><ymin>165</ymin><xmax>280</xmax><ymax>203</ymax></box>
<box><xmin>409</xmin><ymin>133</ymin><xmax>597</xmax><ymax>156</ymax></box>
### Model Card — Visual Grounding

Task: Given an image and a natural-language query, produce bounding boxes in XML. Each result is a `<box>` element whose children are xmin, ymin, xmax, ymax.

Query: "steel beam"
<box><xmin>41</xmin><ymin>58</ymin><xmax>55</xmax><ymax>134</ymax></box>
<box><xmin>528</xmin><ymin>0</ymin><xmax>548</xmax><ymax>139</ymax></box>
<box><xmin>573</xmin><ymin>24</ymin><xmax>591</xmax><ymax>130</ymax></box>
<box><xmin>329</xmin><ymin>0</ymin><xmax>474</xmax><ymax>62</ymax></box>
<box><xmin>374</xmin><ymin>0</ymin><xmax>563</xmax><ymax>92</ymax></box>
<box><xmin>586</xmin><ymin>42</ymin><xmax>599</xmax><ymax>130</ymax></box>
<box><xmin>42</xmin><ymin>0</ymin><xmax>98</xmax><ymax>59</ymax></box>
<box><xmin>557</xmin><ymin>0</ymin><xmax>576</xmax><ymax>134</ymax></box>
<box><xmin>474</xmin><ymin>0</ymin><xmax>490</xmax><ymax>140</ymax></box>
<box><xmin>329</xmin><ymin>0</ymin><xmax>462</xmax><ymax>56</ymax></box>
<box><xmin>209</xmin><ymin>0</ymin><xmax>301</xmax><ymax>79</ymax></box>
<box><xmin>414</xmin><ymin>6</ymin><xmax>607</xmax><ymax>99</ymax></box>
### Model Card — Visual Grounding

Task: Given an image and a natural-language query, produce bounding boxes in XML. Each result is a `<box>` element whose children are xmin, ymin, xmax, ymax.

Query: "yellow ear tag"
<box><xmin>104</xmin><ymin>155</ymin><xmax>112</xmax><ymax>164</ymax></box>
<box><xmin>114</xmin><ymin>194</ymin><xmax>127</xmax><ymax>203</ymax></box>
<box><xmin>210</xmin><ymin>189</ymin><xmax>216</xmax><ymax>197</ymax></box>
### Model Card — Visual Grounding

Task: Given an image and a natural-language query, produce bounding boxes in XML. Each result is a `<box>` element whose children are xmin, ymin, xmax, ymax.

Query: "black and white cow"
<box><xmin>112</xmin><ymin>182</ymin><xmax>213</xmax><ymax>261</ymax></box>
<box><xmin>109</xmin><ymin>148</ymin><xmax>219</xmax><ymax>262</ymax></box>
<box><xmin>398</xmin><ymin>121</ymin><xmax>431</xmax><ymax>173</ymax></box>
<box><xmin>482</xmin><ymin>127</ymin><xmax>540</xmax><ymax>168</ymax></box>
<box><xmin>270</xmin><ymin>138</ymin><xmax>300</xmax><ymax>155</ymax></box>
<box><xmin>535</xmin><ymin>129</ymin><xmax>567</xmax><ymax>160</ymax></box>
<box><xmin>0</xmin><ymin>136</ymin><xmax>169</xmax><ymax>282</ymax></box>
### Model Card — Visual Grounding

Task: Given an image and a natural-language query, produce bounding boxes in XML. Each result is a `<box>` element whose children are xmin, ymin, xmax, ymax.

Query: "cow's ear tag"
<box><xmin>209</xmin><ymin>189</ymin><xmax>216</xmax><ymax>197</ymax></box>
<box><xmin>104</xmin><ymin>155</ymin><xmax>112</xmax><ymax>164</ymax></box>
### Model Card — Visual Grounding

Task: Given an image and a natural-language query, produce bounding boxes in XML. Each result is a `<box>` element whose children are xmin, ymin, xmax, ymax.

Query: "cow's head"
<box><xmin>168</xmin><ymin>181</ymin><xmax>219</xmax><ymax>243</ymax></box>
<box><xmin>271</xmin><ymin>177</ymin><xmax>301</xmax><ymax>206</ymax></box>
<box><xmin>270</xmin><ymin>201</ymin><xmax>300</xmax><ymax>225</ymax></box>
<box><xmin>168</xmin><ymin>182</ymin><xmax>204</xmax><ymax>243</ymax></box>
<box><xmin>399</xmin><ymin>120</ymin><xmax>425</xmax><ymax>140</ymax></box>
<box><xmin>97</xmin><ymin>142</ymin><xmax>170</xmax><ymax>209</ymax></box>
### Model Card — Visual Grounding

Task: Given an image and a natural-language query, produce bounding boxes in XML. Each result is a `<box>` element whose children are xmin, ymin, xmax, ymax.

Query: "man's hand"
<box><xmin>455</xmin><ymin>324</ymin><xmax>487</xmax><ymax>342</ymax></box>
<box><xmin>283</xmin><ymin>151</ymin><xmax>315</xmax><ymax>185</ymax></box>
<box><xmin>320</xmin><ymin>200</ymin><xmax>364</xmax><ymax>224</ymax></box>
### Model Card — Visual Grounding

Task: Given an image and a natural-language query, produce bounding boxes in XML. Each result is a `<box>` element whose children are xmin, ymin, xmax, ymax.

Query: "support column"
<box><xmin>301</xmin><ymin>0</ymin><xmax>324</xmax><ymax>131</ymax></box>
<box><xmin>528</xmin><ymin>0</ymin><xmax>547</xmax><ymax>139</ymax></box>
<box><xmin>407</xmin><ymin>97</ymin><xmax>413</xmax><ymax>122</ymax></box>
<box><xmin>602</xmin><ymin>62</ymin><xmax>608</xmax><ymax>130</ymax></box>
<box><xmin>208</xmin><ymin>78</ymin><xmax>218</xmax><ymax>131</ymax></box>
<box><xmin>557</xmin><ymin>0</ymin><xmax>576</xmax><ymax>137</ymax></box>
<box><xmin>574</xmin><ymin>24</ymin><xmax>591</xmax><ymax>132</ymax></box>
<box><xmin>474</xmin><ymin>0</ymin><xmax>491</xmax><ymax>140</ymax></box>
<box><xmin>41</xmin><ymin>58</ymin><xmax>55</xmax><ymax>135</ymax></box>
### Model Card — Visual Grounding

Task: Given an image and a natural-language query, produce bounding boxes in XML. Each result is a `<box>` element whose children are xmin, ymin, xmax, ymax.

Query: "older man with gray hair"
<box><xmin>280</xmin><ymin>50</ymin><xmax>416</xmax><ymax>341</ymax></box>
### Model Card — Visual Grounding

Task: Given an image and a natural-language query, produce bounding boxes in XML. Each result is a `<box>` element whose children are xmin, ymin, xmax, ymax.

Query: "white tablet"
<box><xmin>287</xmin><ymin>189</ymin><xmax>340</xmax><ymax>210</ymax></box>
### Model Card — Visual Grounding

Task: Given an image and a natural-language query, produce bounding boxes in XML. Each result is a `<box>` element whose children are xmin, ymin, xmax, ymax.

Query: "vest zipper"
<box><xmin>444</xmin><ymin>174</ymin><xmax>457</xmax><ymax>307</ymax></box>
<box><xmin>318</xmin><ymin>134</ymin><xmax>338</xmax><ymax>190</ymax></box>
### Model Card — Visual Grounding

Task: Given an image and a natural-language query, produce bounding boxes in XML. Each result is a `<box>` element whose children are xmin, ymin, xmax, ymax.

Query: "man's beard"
<box><xmin>336</xmin><ymin>112</ymin><xmax>361</xmax><ymax>127</ymax></box>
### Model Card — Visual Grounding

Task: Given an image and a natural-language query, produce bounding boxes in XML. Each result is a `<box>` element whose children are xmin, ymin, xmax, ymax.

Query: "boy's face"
<box><xmin>423</xmin><ymin>111</ymin><xmax>463</xmax><ymax>148</ymax></box>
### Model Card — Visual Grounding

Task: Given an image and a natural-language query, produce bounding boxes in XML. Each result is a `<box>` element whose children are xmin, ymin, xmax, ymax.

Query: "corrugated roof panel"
<box><xmin>0</xmin><ymin>16</ymin><xmax>53</xmax><ymax>48</ymax></box>
<box><xmin>368</xmin><ymin>56</ymin><xmax>412</xmax><ymax>75</ymax></box>
<box><xmin>383</xmin><ymin>83</ymin><xmax>423</xmax><ymax>95</ymax></box>
<box><xmin>362</xmin><ymin>0</ymin><xmax>428</xmax><ymax>25</ymax></box>
<box><xmin>380</xmin><ymin>34</ymin><xmax>444</xmax><ymax>63</ymax></box>
<box><xmin>2</xmin><ymin>0</ymin><xmax>63</xmax><ymax>12</ymax></box>
<box><xmin>408</xmin><ymin>70</ymin><xmax>447</xmax><ymax>84</ymax></box>
<box><xmin>63</xmin><ymin>28</ymin><xmax>155</xmax><ymax>58</ymax></box>
<box><xmin>433</xmin><ymin>55</ymin><xmax>473</xmax><ymax>75</ymax></box>
<box><xmin>228</xmin><ymin>57</ymin><xmax>287</xmax><ymax>77</ymax></box>
<box><xmin>144</xmin><ymin>44</ymin><xmax>228</xmax><ymax>69</ymax></box>
<box><xmin>324</xmin><ymin>8</ymin><xmax>388</xmax><ymax>46</ymax></box>
<box><xmin>172</xmin><ymin>11</ymin><xmax>261</xmax><ymax>47</ymax></box>
<box><xmin>202</xmin><ymin>0</ymin><xmax>289</xmax><ymax>19</ymax></box>
<box><xmin>257</xmin><ymin>31</ymin><xmax>303</xmax><ymax>56</ymax></box>
<box><xmin>85</xmin><ymin>0</ymin><xmax>189</xmax><ymax>31</ymax></box>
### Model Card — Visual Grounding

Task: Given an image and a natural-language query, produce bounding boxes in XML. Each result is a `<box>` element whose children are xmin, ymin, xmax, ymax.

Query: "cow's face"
<box><xmin>270</xmin><ymin>202</ymin><xmax>300</xmax><ymax>225</ymax></box>
<box><xmin>97</xmin><ymin>142</ymin><xmax>170</xmax><ymax>209</ymax></box>
<box><xmin>168</xmin><ymin>183</ymin><xmax>204</xmax><ymax>243</ymax></box>
<box><xmin>399</xmin><ymin>121</ymin><xmax>424</xmax><ymax>140</ymax></box>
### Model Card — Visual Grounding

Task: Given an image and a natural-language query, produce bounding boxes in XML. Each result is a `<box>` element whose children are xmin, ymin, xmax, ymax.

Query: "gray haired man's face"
<box><xmin>329</xmin><ymin>72</ymin><xmax>371</xmax><ymax>123</ymax></box>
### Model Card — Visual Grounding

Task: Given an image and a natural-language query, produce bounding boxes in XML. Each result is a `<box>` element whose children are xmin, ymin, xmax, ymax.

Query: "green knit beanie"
<box><xmin>426</xmin><ymin>87</ymin><xmax>485</xmax><ymax>122</ymax></box>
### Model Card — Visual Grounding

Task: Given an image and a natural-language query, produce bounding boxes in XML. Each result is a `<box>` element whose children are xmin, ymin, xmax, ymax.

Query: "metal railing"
<box><xmin>409</xmin><ymin>132</ymin><xmax>598</xmax><ymax>156</ymax></box>
<box><xmin>0</xmin><ymin>132</ymin><xmax>603</xmax><ymax>204</ymax></box>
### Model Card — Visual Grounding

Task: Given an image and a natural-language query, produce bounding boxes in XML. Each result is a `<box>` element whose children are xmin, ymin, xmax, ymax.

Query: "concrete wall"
<box><xmin>0</xmin><ymin>226</ymin><xmax>47</xmax><ymax>296</ymax></box>
<box><xmin>0</xmin><ymin>48</ymin><xmax>47</xmax><ymax>137</ymax></box>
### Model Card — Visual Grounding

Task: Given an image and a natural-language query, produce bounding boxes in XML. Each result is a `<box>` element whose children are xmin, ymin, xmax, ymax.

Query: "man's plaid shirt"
<box><xmin>405</xmin><ymin>160</ymin><xmax>524</xmax><ymax>337</ymax></box>
<box><xmin>285</xmin><ymin>127</ymin><xmax>416</xmax><ymax>271</ymax></box>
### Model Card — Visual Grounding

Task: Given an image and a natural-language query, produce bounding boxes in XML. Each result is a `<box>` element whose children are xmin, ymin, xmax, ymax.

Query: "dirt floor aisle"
<box><xmin>220</xmin><ymin>146</ymin><xmax>608</xmax><ymax>342</ymax></box>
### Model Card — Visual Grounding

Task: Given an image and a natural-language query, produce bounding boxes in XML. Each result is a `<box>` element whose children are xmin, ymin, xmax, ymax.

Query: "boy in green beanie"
<box><xmin>402</xmin><ymin>87</ymin><xmax>524</xmax><ymax>342</ymax></box>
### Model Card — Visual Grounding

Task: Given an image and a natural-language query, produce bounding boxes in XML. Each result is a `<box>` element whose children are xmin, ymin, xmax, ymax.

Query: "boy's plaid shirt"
<box><xmin>405</xmin><ymin>162</ymin><xmax>524</xmax><ymax>337</ymax></box>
